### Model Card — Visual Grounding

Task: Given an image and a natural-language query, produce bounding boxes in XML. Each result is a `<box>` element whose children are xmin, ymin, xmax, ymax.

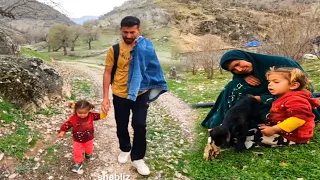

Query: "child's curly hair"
<box><xmin>266</xmin><ymin>67</ymin><xmax>311</xmax><ymax>91</ymax></box>
<box><xmin>68</xmin><ymin>100</ymin><xmax>95</xmax><ymax>113</ymax></box>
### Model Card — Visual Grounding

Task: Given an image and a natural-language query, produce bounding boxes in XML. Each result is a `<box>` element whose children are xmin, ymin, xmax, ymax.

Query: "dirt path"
<box><xmin>19</xmin><ymin>61</ymin><xmax>196</xmax><ymax>180</ymax></box>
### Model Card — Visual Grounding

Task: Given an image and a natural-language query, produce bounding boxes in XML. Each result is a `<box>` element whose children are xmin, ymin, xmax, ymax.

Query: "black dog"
<box><xmin>209</xmin><ymin>95</ymin><xmax>261</xmax><ymax>152</ymax></box>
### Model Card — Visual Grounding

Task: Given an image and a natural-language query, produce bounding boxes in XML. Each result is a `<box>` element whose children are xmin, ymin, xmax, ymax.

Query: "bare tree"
<box><xmin>48</xmin><ymin>24</ymin><xmax>69</xmax><ymax>55</ymax></box>
<box><xmin>266</xmin><ymin>5</ymin><xmax>320</xmax><ymax>60</ymax></box>
<box><xmin>199</xmin><ymin>35</ymin><xmax>224</xmax><ymax>79</ymax></box>
<box><xmin>0</xmin><ymin>0</ymin><xmax>61</xmax><ymax>20</ymax></box>
<box><xmin>68</xmin><ymin>25</ymin><xmax>84</xmax><ymax>51</ymax></box>
<box><xmin>83</xmin><ymin>20</ymin><xmax>99</xmax><ymax>50</ymax></box>
<box><xmin>312</xmin><ymin>36</ymin><xmax>320</xmax><ymax>58</ymax></box>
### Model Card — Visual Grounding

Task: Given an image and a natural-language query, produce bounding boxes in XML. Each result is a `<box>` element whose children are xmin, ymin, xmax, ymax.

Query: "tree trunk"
<box><xmin>192</xmin><ymin>64</ymin><xmax>197</xmax><ymax>75</ymax></box>
<box><xmin>207</xmin><ymin>68</ymin><xmax>213</xmax><ymax>79</ymax></box>
<box><xmin>63</xmin><ymin>46</ymin><xmax>67</xmax><ymax>56</ymax></box>
<box><xmin>71</xmin><ymin>46</ymin><xmax>74</xmax><ymax>51</ymax></box>
<box><xmin>88</xmin><ymin>41</ymin><xmax>92</xmax><ymax>50</ymax></box>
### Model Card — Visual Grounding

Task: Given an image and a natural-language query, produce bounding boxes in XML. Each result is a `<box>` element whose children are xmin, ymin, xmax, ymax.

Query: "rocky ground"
<box><xmin>2</xmin><ymin>61</ymin><xmax>197</xmax><ymax>180</ymax></box>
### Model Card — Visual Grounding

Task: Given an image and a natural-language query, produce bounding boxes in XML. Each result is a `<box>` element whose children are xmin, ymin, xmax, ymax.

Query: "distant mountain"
<box><xmin>71</xmin><ymin>16</ymin><xmax>99</xmax><ymax>25</ymax></box>
<box><xmin>0</xmin><ymin>0</ymin><xmax>75</xmax><ymax>43</ymax></box>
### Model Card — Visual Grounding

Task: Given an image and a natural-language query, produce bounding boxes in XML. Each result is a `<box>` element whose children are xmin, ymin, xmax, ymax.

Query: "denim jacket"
<box><xmin>127</xmin><ymin>36</ymin><xmax>168</xmax><ymax>102</ymax></box>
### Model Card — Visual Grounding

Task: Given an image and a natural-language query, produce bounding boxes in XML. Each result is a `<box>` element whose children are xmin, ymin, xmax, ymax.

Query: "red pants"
<box><xmin>73</xmin><ymin>139</ymin><xmax>94</xmax><ymax>163</ymax></box>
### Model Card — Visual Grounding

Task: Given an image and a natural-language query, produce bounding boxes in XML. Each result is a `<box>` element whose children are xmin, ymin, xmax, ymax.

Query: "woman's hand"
<box><xmin>259</xmin><ymin>125</ymin><xmax>281</xmax><ymax>137</ymax></box>
<box><xmin>244</xmin><ymin>75</ymin><xmax>261</xmax><ymax>86</ymax></box>
<box><xmin>254</xmin><ymin>96</ymin><xmax>261</xmax><ymax>102</ymax></box>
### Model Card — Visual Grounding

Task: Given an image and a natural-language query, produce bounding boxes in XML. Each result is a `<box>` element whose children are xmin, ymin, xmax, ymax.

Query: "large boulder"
<box><xmin>0</xmin><ymin>29</ymin><xmax>20</xmax><ymax>55</ymax></box>
<box><xmin>0</xmin><ymin>55</ymin><xmax>63</xmax><ymax>111</ymax></box>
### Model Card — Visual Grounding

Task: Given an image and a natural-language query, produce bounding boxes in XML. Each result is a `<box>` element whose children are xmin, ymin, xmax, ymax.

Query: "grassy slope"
<box><xmin>167</xmin><ymin>59</ymin><xmax>320</xmax><ymax>179</ymax></box>
<box><xmin>0</xmin><ymin>99</ymin><xmax>39</xmax><ymax>160</ymax></box>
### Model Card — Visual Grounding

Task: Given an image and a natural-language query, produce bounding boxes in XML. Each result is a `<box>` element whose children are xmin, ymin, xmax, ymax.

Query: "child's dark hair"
<box><xmin>120</xmin><ymin>16</ymin><xmax>140</xmax><ymax>28</ymax></box>
<box><xmin>68</xmin><ymin>100</ymin><xmax>95</xmax><ymax>113</ymax></box>
<box><xmin>266</xmin><ymin>67</ymin><xmax>311</xmax><ymax>91</ymax></box>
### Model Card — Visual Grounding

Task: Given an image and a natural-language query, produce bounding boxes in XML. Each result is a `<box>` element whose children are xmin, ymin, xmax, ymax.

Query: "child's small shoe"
<box><xmin>72</xmin><ymin>162</ymin><xmax>83</xmax><ymax>173</ymax></box>
<box><xmin>85</xmin><ymin>153</ymin><xmax>95</xmax><ymax>160</ymax></box>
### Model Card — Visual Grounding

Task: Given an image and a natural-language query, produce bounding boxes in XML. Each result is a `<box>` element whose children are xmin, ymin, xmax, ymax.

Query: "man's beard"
<box><xmin>123</xmin><ymin>38</ymin><xmax>135</xmax><ymax>44</ymax></box>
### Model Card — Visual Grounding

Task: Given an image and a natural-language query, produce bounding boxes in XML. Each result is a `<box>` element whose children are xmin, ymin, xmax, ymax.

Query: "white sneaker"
<box><xmin>117</xmin><ymin>151</ymin><xmax>130</xmax><ymax>164</ymax></box>
<box><xmin>132</xmin><ymin>159</ymin><xmax>150</xmax><ymax>176</ymax></box>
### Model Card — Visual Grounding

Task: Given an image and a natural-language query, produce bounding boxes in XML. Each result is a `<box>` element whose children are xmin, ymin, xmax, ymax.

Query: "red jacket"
<box><xmin>265</xmin><ymin>90</ymin><xmax>320</xmax><ymax>143</ymax></box>
<box><xmin>60</xmin><ymin>112</ymin><xmax>100</xmax><ymax>143</ymax></box>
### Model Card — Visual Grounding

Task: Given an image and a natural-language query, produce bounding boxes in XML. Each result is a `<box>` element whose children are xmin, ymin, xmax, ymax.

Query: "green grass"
<box><xmin>167</xmin><ymin>71</ymin><xmax>232</xmax><ymax>104</ymax></box>
<box><xmin>167</xmin><ymin>60</ymin><xmax>320</xmax><ymax>179</ymax></box>
<box><xmin>15</xmin><ymin>159</ymin><xmax>36</xmax><ymax>174</ymax></box>
<box><xmin>68</xmin><ymin>93</ymin><xmax>76</xmax><ymax>101</ymax></box>
<box><xmin>0</xmin><ymin>99</ymin><xmax>39</xmax><ymax>160</ymax></box>
<box><xmin>36</xmin><ymin>107</ymin><xmax>61</xmax><ymax>117</ymax></box>
<box><xmin>72</xmin><ymin>80</ymin><xmax>91</xmax><ymax>94</ymax></box>
<box><xmin>43</xmin><ymin>145</ymin><xmax>60</xmax><ymax>162</ymax></box>
<box><xmin>20</xmin><ymin>47</ymin><xmax>50</xmax><ymax>61</ymax></box>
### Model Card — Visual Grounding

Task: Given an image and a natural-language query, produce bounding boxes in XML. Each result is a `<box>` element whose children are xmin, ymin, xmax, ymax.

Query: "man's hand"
<box><xmin>101</xmin><ymin>98</ymin><xmax>110</xmax><ymax>113</ymax></box>
<box><xmin>259</xmin><ymin>125</ymin><xmax>281</xmax><ymax>137</ymax></box>
<box><xmin>57</xmin><ymin>131</ymin><xmax>65</xmax><ymax>138</ymax></box>
<box><xmin>244</xmin><ymin>75</ymin><xmax>261</xmax><ymax>86</ymax></box>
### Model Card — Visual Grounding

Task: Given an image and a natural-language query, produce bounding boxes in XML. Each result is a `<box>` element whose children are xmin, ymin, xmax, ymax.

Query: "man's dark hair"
<box><xmin>120</xmin><ymin>16</ymin><xmax>140</xmax><ymax>28</ymax></box>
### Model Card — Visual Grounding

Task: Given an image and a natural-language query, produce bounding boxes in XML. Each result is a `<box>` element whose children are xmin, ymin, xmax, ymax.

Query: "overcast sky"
<box><xmin>38</xmin><ymin>0</ymin><xmax>128</xmax><ymax>18</ymax></box>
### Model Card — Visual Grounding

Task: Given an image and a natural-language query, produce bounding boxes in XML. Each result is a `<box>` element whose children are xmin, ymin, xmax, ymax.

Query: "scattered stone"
<box><xmin>48</xmin><ymin>176</ymin><xmax>54</xmax><ymax>180</ymax></box>
<box><xmin>32</xmin><ymin>162</ymin><xmax>40</xmax><ymax>170</ymax></box>
<box><xmin>175</xmin><ymin>172</ymin><xmax>182</xmax><ymax>178</ymax></box>
<box><xmin>0</xmin><ymin>152</ymin><xmax>4</xmax><ymax>161</ymax></box>
<box><xmin>106</xmin><ymin>167</ymin><xmax>114</xmax><ymax>173</ymax></box>
<box><xmin>8</xmin><ymin>173</ymin><xmax>18</xmax><ymax>179</ymax></box>
<box><xmin>77</xmin><ymin>169</ymin><xmax>84</xmax><ymax>175</ymax></box>
<box><xmin>64</xmin><ymin>153</ymin><xmax>72</xmax><ymax>158</ymax></box>
<box><xmin>28</xmin><ymin>137</ymin><xmax>33</xmax><ymax>144</ymax></box>
<box><xmin>34</xmin><ymin>157</ymin><xmax>40</xmax><ymax>162</ymax></box>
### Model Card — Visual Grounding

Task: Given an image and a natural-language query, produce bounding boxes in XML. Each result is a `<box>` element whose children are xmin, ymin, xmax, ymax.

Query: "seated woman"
<box><xmin>201</xmin><ymin>50</ymin><xmax>320</xmax><ymax>129</ymax></box>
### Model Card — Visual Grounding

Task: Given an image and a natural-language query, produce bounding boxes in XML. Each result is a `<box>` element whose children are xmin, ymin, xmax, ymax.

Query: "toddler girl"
<box><xmin>58</xmin><ymin>100</ymin><xmax>107</xmax><ymax>172</ymax></box>
<box><xmin>259</xmin><ymin>67</ymin><xmax>320</xmax><ymax>144</ymax></box>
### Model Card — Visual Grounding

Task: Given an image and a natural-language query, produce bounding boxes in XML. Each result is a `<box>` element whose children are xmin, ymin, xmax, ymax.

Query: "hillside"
<box><xmin>98</xmin><ymin>0</ymin><xmax>170</xmax><ymax>28</ymax></box>
<box><xmin>0</xmin><ymin>0</ymin><xmax>74</xmax><ymax>43</ymax></box>
<box><xmin>99</xmin><ymin>0</ymin><xmax>319</xmax><ymax>52</ymax></box>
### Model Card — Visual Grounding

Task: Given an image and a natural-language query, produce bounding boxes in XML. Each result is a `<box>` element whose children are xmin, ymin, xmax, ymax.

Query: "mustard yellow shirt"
<box><xmin>105</xmin><ymin>42</ymin><xmax>146</xmax><ymax>98</ymax></box>
<box><xmin>106</xmin><ymin>42</ymin><xmax>132</xmax><ymax>98</ymax></box>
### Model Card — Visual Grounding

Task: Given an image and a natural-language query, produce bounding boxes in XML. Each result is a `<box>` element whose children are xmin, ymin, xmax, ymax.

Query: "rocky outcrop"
<box><xmin>99</xmin><ymin>0</ymin><xmax>170</xmax><ymax>28</ymax></box>
<box><xmin>0</xmin><ymin>55</ymin><xmax>63</xmax><ymax>111</ymax></box>
<box><xmin>0</xmin><ymin>29</ymin><xmax>19</xmax><ymax>55</ymax></box>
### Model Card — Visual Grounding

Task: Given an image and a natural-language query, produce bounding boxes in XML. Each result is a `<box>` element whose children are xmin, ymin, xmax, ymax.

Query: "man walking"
<box><xmin>101</xmin><ymin>16</ymin><xmax>167</xmax><ymax>176</ymax></box>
